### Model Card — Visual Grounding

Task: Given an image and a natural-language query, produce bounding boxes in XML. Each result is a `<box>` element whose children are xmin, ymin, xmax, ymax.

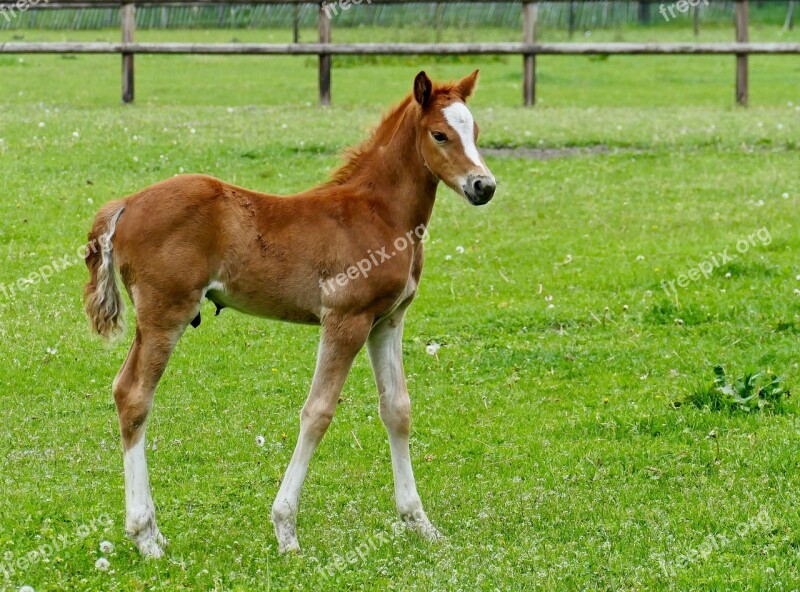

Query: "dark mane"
<box><xmin>327</xmin><ymin>94</ymin><xmax>415</xmax><ymax>185</ymax></box>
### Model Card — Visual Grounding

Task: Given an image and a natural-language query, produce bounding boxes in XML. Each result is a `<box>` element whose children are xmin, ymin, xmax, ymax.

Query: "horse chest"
<box><xmin>379</xmin><ymin>247</ymin><xmax>422</xmax><ymax>320</ymax></box>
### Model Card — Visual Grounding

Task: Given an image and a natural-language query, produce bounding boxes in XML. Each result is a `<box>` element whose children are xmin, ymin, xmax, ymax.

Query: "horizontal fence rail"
<box><xmin>3</xmin><ymin>41</ymin><xmax>800</xmax><ymax>54</ymax></box>
<box><xmin>0</xmin><ymin>1</ymin><xmax>796</xmax><ymax>106</ymax></box>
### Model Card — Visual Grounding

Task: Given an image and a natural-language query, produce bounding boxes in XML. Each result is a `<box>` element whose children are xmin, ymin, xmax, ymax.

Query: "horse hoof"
<box><xmin>278</xmin><ymin>539</ymin><xmax>301</xmax><ymax>554</ymax></box>
<box><xmin>274</xmin><ymin>518</ymin><xmax>301</xmax><ymax>554</ymax></box>
<box><xmin>402</xmin><ymin>514</ymin><xmax>444</xmax><ymax>542</ymax></box>
<box><xmin>416</xmin><ymin>521</ymin><xmax>444</xmax><ymax>542</ymax></box>
<box><xmin>138</xmin><ymin>537</ymin><xmax>165</xmax><ymax>559</ymax></box>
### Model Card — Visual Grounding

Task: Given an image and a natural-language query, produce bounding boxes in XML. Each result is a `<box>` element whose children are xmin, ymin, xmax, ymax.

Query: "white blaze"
<box><xmin>442</xmin><ymin>102</ymin><xmax>486</xmax><ymax>172</ymax></box>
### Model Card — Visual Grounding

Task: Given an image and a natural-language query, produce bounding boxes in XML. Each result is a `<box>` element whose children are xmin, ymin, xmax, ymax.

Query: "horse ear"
<box><xmin>456</xmin><ymin>69</ymin><xmax>480</xmax><ymax>102</ymax></box>
<box><xmin>414</xmin><ymin>71</ymin><xmax>433</xmax><ymax>108</ymax></box>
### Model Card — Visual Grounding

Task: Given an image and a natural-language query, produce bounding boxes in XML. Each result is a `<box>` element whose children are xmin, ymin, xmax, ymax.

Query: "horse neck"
<box><xmin>364</xmin><ymin>104</ymin><xmax>438</xmax><ymax>233</ymax></box>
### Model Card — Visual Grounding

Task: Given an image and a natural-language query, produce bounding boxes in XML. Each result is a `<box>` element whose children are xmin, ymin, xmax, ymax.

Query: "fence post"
<box><xmin>693</xmin><ymin>3</ymin><xmax>700</xmax><ymax>36</ymax></box>
<box><xmin>523</xmin><ymin>0</ymin><xmax>537</xmax><ymax>107</ymax></box>
<box><xmin>121</xmin><ymin>2</ymin><xmax>135</xmax><ymax>104</ymax></box>
<box><xmin>735</xmin><ymin>0</ymin><xmax>748</xmax><ymax>106</ymax></box>
<box><xmin>293</xmin><ymin>3</ymin><xmax>300</xmax><ymax>43</ymax></box>
<box><xmin>568</xmin><ymin>1</ymin><xmax>576</xmax><ymax>38</ymax></box>
<box><xmin>318</xmin><ymin>1</ymin><xmax>331</xmax><ymax>106</ymax></box>
<box><xmin>638</xmin><ymin>1</ymin><xmax>650</xmax><ymax>24</ymax></box>
<box><xmin>785</xmin><ymin>0</ymin><xmax>796</xmax><ymax>31</ymax></box>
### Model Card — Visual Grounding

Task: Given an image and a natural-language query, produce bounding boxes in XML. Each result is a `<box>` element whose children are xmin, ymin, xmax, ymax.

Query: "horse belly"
<box><xmin>206</xmin><ymin>283</ymin><xmax>321</xmax><ymax>325</ymax></box>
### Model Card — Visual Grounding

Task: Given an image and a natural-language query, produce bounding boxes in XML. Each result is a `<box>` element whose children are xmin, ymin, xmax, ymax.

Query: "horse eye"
<box><xmin>431</xmin><ymin>131</ymin><xmax>448</xmax><ymax>143</ymax></box>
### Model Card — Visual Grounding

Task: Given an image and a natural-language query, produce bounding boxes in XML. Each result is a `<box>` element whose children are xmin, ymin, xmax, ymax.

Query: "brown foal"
<box><xmin>84</xmin><ymin>70</ymin><xmax>496</xmax><ymax>557</ymax></box>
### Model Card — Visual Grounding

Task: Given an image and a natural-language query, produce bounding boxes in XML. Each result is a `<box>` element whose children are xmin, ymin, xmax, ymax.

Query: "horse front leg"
<box><xmin>272</xmin><ymin>313</ymin><xmax>373</xmax><ymax>553</ymax></box>
<box><xmin>367</xmin><ymin>311</ymin><xmax>442</xmax><ymax>541</ymax></box>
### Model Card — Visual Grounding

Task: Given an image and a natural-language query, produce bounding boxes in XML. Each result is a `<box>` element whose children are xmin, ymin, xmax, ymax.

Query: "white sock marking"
<box><xmin>124</xmin><ymin>436</ymin><xmax>153</xmax><ymax>528</ymax></box>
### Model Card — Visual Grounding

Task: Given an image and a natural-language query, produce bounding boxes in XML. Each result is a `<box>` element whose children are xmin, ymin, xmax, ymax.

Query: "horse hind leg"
<box><xmin>112</xmin><ymin>292</ymin><xmax>199</xmax><ymax>558</ymax></box>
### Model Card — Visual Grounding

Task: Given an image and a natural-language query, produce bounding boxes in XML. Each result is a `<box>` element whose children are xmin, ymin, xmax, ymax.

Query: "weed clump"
<box><xmin>680</xmin><ymin>365</ymin><xmax>791</xmax><ymax>414</ymax></box>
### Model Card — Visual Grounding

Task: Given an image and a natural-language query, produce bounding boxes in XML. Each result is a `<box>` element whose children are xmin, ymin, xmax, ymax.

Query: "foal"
<box><xmin>84</xmin><ymin>70</ymin><xmax>496</xmax><ymax>557</ymax></box>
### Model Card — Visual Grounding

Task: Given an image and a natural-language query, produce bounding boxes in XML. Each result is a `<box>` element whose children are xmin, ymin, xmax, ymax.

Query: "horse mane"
<box><xmin>326</xmin><ymin>79</ymin><xmax>466</xmax><ymax>186</ymax></box>
<box><xmin>327</xmin><ymin>94</ymin><xmax>416</xmax><ymax>185</ymax></box>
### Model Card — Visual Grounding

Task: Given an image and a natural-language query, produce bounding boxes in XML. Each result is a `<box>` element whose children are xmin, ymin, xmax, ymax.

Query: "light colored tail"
<box><xmin>84</xmin><ymin>205</ymin><xmax>126</xmax><ymax>341</ymax></box>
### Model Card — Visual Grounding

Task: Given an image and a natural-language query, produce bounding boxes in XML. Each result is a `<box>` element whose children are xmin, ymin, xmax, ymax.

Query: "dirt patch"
<box><xmin>482</xmin><ymin>145</ymin><xmax>613</xmax><ymax>160</ymax></box>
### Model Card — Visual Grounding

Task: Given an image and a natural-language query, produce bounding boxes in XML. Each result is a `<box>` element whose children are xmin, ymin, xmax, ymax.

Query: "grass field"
<box><xmin>1</xmin><ymin>23</ymin><xmax>799</xmax><ymax>592</ymax></box>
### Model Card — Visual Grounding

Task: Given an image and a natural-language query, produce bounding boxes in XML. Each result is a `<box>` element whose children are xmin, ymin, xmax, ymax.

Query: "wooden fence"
<box><xmin>0</xmin><ymin>0</ymin><xmax>798</xmax><ymax>106</ymax></box>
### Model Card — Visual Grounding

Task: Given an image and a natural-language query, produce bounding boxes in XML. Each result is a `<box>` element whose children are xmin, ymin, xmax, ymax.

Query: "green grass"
<box><xmin>1</xmin><ymin>24</ymin><xmax>800</xmax><ymax>592</ymax></box>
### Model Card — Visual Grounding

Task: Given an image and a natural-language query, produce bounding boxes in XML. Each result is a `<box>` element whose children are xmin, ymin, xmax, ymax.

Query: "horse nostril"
<box><xmin>468</xmin><ymin>176</ymin><xmax>495</xmax><ymax>203</ymax></box>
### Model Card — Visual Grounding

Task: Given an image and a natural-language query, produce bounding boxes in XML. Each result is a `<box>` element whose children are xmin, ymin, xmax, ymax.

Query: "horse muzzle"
<box><xmin>464</xmin><ymin>174</ymin><xmax>496</xmax><ymax>206</ymax></box>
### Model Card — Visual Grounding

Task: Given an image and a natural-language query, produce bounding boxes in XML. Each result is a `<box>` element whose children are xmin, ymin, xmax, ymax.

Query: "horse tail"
<box><xmin>84</xmin><ymin>203</ymin><xmax>127</xmax><ymax>341</ymax></box>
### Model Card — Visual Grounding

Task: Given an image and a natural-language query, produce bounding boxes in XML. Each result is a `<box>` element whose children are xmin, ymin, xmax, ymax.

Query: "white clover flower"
<box><xmin>782</xmin><ymin>193</ymin><xmax>790</xmax><ymax>199</ymax></box>
<box><xmin>190</xmin><ymin>128</ymin><xmax>196</xmax><ymax>134</ymax></box>
<box><xmin>455</xmin><ymin>246</ymin><xmax>465</xmax><ymax>254</ymax></box>
<box><xmin>426</xmin><ymin>343</ymin><xmax>440</xmax><ymax>356</ymax></box>
<box><xmin>38</xmin><ymin>122</ymin><xmax>45</xmax><ymax>128</ymax></box>
<box><xmin>99</xmin><ymin>540</ymin><xmax>114</xmax><ymax>554</ymax></box>
<box><xmin>72</xmin><ymin>131</ymin><xmax>80</xmax><ymax>138</ymax></box>
<box><xmin>95</xmin><ymin>557</ymin><xmax>110</xmax><ymax>571</ymax></box>
<box><xmin>46</xmin><ymin>347</ymin><xmax>57</xmax><ymax>355</ymax></box>
<box><xmin>445</xmin><ymin>255</ymin><xmax>452</xmax><ymax>261</ymax></box>
<box><xmin>636</xmin><ymin>255</ymin><xmax>645</xmax><ymax>261</ymax></box>
<box><xmin>227</xmin><ymin>107</ymin><xmax>234</xmax><ymax>113</ymax></box>
<box><xmin>87</xmin><ymin>198</ymin><xmax>94</xmax><ymax>204</ymax></box>
<box><xmin>20</xmin><ymin>586</ymin><xmax>35</xmax><ymax>592</ymax></box>
<box><xmin>255</xmin><ymin>435</ymin><xmax>266</xmax><ymax>447</ymax></box>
